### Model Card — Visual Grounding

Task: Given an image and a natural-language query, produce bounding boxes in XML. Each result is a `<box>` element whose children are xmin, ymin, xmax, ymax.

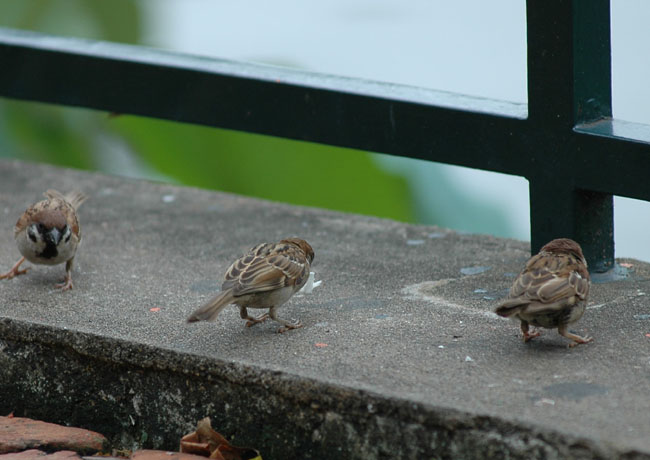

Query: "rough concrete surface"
<box><xmin>0</xmin><ymin>160</ymin><xmax>649</xmax><ymax>459</ymax></box>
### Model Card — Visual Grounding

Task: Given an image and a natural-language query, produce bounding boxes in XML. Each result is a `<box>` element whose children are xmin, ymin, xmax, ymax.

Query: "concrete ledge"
<box><xmin>1</xmin><ymin>160</ymin><xmax>650</xmax><ymax>459</ymax></box>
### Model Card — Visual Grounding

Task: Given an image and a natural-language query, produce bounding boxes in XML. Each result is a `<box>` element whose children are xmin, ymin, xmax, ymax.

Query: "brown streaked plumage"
<box><xmin>495</xmin><ymin>238</ymin><xmax>592</xmax><ymax>347</ymax></box>
<box><xmin>187</xmin><ymin>237</ymin><xmax>315</xmax><ymax>333</ymax></box>
<box><xmin>1</xmin><ymin>190</ymin><xmax>88</xmax><ymax>291</ymax></box>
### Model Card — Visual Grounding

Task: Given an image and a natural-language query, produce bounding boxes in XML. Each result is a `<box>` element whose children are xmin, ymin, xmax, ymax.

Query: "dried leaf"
<box><xmin>180</xmin><ymin>418</ymin><xmax>261</xmax><ymax>460</ymax></box>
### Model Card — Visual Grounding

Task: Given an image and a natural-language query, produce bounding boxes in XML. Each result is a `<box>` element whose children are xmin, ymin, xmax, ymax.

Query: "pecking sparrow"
<box><xmin>1</xmin><ymin>189</ymin><xmax>88</xmax><ymax>291</ymax></box>
<box><xmin>495</xmin><ymin>238</ymin><xmax>593</xmax><ymax>347</ymax></box>
<box><xmin>187</xmin><ymin>237</ymin><xmax>314</xmax><ymax>333</ymax></box>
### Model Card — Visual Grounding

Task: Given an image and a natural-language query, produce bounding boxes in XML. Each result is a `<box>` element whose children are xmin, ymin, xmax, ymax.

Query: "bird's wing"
<box><xmin>496</xmin><ymin>248</ymin><xmax>590</xmax><ymax>318</ymax></box>
<box><xmin>223</xmin><ymin>242</ymin><xmax>310</xmax><ymax>296</ymax></box>
<box><xmin>498</xmin><ymin>267</ymin><xmax>588</xmax><ymax>316</ymax></box>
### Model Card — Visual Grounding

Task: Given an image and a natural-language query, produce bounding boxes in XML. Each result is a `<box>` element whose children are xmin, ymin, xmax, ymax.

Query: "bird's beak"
<box><xmin>45</xmin><ymin>228</ymin><xmax>62</xmax><ymax>246</ymax></box>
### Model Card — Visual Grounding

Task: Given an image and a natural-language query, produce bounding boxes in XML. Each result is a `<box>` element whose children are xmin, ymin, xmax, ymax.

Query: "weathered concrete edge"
<box><xmin>1</xmin><ymin>318</ymin><xmax>646</xmax><ymax>460</ymax></box>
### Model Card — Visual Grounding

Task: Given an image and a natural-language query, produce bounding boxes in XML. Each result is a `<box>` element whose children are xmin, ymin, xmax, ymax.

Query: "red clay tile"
<box><xmin>0</xmin><ymin>449</ymin><xmax>81</xmax><ymax>460</ymax></box>
<box><xmin>0</xmin><ymin>417</ymin><xmax>106</xmax><ymax>455</ymax></box>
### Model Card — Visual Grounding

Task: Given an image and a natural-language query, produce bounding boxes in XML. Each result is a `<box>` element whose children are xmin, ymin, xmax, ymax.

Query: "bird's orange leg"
<box><xmin>0</xmin><ymin>257</ymin><xmax>28</xmax><ymax>280</ymax></box>
<box><xmin>521</xmin><ymin>321</ymin><xmax>541</xmax><ymax>342</ymax></box>
<box><xmin>55</xmin><ymin>273</ymin><xmax>74</xmax><ymax>291</ymax></box>
<box><xmin>269</xmin><ymin>306</ymin><xmax>303</xmax><ymax>333</ymax></box>
<box><xmin>240</xmin><ymin>306</ymin><xmax>269</xmax><ymax>327</ymax></box>
<box><xmin>558</xmin><ymin>324</ymin><xmax>593</xmax><ymax>348</ymax></box>
<box><xmin>55</xmin><ymin>259</ymin><xmax>74</xmax><ymax>291</ymax></box>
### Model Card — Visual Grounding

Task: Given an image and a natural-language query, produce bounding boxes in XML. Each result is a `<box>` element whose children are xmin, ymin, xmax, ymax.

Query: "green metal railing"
<box><xmin>1</xmin><ymin>0</ymin><xmax>648</xmax><ymax>272</ymax></box>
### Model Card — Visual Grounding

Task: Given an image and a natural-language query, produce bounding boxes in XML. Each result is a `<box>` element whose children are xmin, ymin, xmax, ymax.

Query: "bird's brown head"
<box><xmin>540</xmin><ymin>238</ymin><xmax>585</xmax><ymax>262</ymax></box>
<box><xmin>24</xmin><ymin>210</ymin><xmax>72</xmax><ymax>259</ymax></box>
<box><xmin>282</xmin><ymin>237</ymin><xmax>314</xmax><ymax>263</ymax></box>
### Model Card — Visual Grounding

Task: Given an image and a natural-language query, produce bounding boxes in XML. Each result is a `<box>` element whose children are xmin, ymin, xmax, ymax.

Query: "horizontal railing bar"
<box><xmin>0</xmin><ymin>27</ymin><xmax>532</xmax><ymax>177</ymax></box>
<box><xmin>0</xmin><ymin>27</ymin><xmax>528</xmax><ymax>119</ymax></box>
<box><xmin>4</xmin><ymin>26</ymin><xmax>650</xmax><ymax>213</ymax></box>
<box><xmin>575</xmin><ymin>118</ymin><xmax>650</xmax><ymax>145</ymax></box>
<box><xmin>572</xmin><ymin>119</ymin><xmax>650</xmax><ymax>200</ymax></box>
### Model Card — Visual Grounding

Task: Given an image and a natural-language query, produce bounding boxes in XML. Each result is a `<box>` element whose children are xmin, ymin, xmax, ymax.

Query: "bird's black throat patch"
<box><xmin>38</xmin><ymin>242</ymin><xmax>59</xmax><ymax>259</ymax></box>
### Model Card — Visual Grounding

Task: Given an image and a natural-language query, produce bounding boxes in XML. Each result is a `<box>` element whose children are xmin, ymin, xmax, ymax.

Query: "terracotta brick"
<box><xmin>0</xmin><ymin>417</ymin><xmax>106</xmax><ymax>455</ymax></box>
<box><xmin>0</xmin><ymin>449</ymin><xmax>81</xmax><ymax>460</ymax></box>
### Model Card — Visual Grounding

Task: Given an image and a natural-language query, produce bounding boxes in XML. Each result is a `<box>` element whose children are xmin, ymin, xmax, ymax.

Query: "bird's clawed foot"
<box><xmin>55</xmin><ymin>274</ymin><xmax>74</xmax><ymax>291</ymax></box>
<box><xmin>277</xmin><ymin>320</ymin><xmax>303</xmax><ymax>334</ymax></box>
<box><xmin>268</xmin><ymin>306</ymin><xmax>302</xmax><ymax>333</ymax></box>
<box><xmin>245</xmin><ymin>313</ymin><xmax>269</xmax><ymax>327</ymax></box>
<box><xmin>0</xmin><ymin>257</ymin><xmax>29</xmax><ymax>280</ymax></box>
<box><xmin>523</xmin><ymin>330</ymin><xmax>541</xmax><ymax>342</ymax></box>
<box><xmin>559</xmin><ymin>325</ymin><xmax>593</xmax><ymax>348</ymax></box>
<box><xmin>520</xmin><ymin>321</ymin><xmax>541</xmax><ymax>342</ymax></box>
<box><xmin>567</xmin><ymin>336</ymin><xmax>593</xmax><ymax>348</ymax></box>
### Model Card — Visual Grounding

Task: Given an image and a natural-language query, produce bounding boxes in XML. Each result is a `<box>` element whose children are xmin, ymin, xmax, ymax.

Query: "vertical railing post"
<box><xmin>574</xmin><ymin>191</ymin><xmax>614</xmax><ymax>272</ymax></box>
<box><xmin>572</xmin><ymin>0</ymin><xmax>614</xmax><ymax>272</ymax></box>
<box><xmin>526</xmin><ymin>0</ymin><xmax>614</xmax><ymax>271</ymax></box>
<box><xmin>530</xmin><ymin>181</ymin><xmax>614</xmax><ymax>272</ymax></box>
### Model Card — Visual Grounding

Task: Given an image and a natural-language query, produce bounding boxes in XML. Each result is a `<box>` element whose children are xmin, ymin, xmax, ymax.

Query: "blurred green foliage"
<box><xmin>112</xmin><ymin>117</ymin><xmax>413</xmax><ymax>219</ymax></box>
<box><xmin>0</xmin><ymin>0</ymin><xmax>139</xmax><ymax>43</ymax></box>
<box><xmin>0</xmin><ymin>0</ymin><xmax>415</xmax><ymax>223</ymax></box>
<box><xmin>1</xmin><ymin>100</ymin><xmax>96</xmax><ymax>170</ymax></box>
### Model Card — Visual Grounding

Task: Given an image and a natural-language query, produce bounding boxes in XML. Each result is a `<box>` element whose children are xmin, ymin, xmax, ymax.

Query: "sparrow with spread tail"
<box><xmin>0</xmin><ymin>190</ymin><xmax>88</xmax><ymax>291</ymax></box>
<box><xmin>187</xmin><ymin>237</ymin><xmax>314</xmax><ymax>333</ymax></box>
<box><xmin>495</xmin><ymin>238</ymin><xmax>593</xmax><ymax>347</ymax></box>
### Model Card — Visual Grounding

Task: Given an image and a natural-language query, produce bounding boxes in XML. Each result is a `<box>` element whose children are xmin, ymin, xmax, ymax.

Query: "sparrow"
<box><xmin>0</xmin><ymin>189</ymin><xmax>88</xmax><ymax>291</ymax></box>
<box><xmin>187</xmin><ymin>237</ymin><xmax>314</xmax><ymax>333</ymax></box>
<box><xmin>495</xmin><ymin>238</ymin><xmax>593</xmax><ymax>347</ymax></box>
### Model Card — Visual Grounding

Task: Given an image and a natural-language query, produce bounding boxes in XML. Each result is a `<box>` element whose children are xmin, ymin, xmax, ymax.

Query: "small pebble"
<box><xmin>460</xmin><ymin>266</ymin><xmax>491</xmax><ymax>276</ymax></box>
<box><xmin>534</xmin><ymin>398</ymin><xmax>556</xmax><ymax>406</ymax></box>
<box><xmin>406</xmin><ymin>239</ymin><xmax>425</xmax><ymax>246</ymax></box>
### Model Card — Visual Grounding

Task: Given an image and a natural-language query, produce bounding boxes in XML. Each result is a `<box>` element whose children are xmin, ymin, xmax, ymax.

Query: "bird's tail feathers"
<box><xmin>45</xmin><ymin>190</ymin><xmax>88</xmax><ymax>210</ymax></box>
<box><xmin>186</xmin><ymin>289</ymin><xmax>234</xmax><ymax>323</ymax></box>
<box><xmin>64</xmin><ymin>191</ymin><xmax>89</xmax><ymax>210</ymax></box>
<box><xmin>495</xmin><ymin>299</ymin><xmax>527</xmax><ymax>317</ymax></box>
